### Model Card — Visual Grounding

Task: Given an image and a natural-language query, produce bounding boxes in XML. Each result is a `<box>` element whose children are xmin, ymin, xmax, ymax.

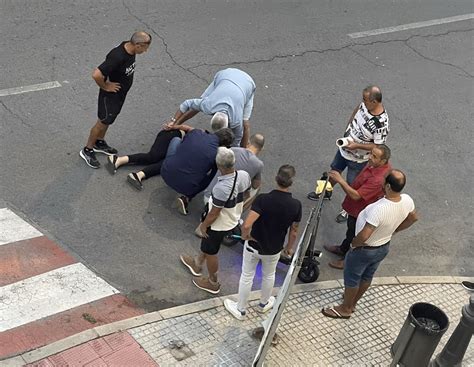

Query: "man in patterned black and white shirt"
<box><xmin>308</xmin><ymin>86</ymin><xmax>390</xmax><ymax>222</ymax></box>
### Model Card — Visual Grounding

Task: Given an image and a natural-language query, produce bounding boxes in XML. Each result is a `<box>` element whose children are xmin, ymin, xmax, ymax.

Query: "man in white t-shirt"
<box><xmin>322</xmin><ymin>169</ymin><xmax>418</xmax><ymax>319</ymax></box>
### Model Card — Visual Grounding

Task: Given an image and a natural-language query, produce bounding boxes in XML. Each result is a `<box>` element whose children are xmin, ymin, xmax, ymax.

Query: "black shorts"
<box><xmin>97</xmin><ymin>90</ymin><xmax>127</xmax><ymax>125</ymax></box>
<box><xmin>200</xmin><ymin>228</ymin><xmax>231</xmax><ymax>255</ymax></box>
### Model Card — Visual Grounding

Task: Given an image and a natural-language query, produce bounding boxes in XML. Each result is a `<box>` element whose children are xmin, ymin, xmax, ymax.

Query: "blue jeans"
<box><xmin>343</xmin><ymin>242</ymin><xmax>390</xmax><ymax>288</ymax></box>
<box><xmin>166</xmin><ymin>136</ymin><xmax>182</xmax><ymax>157</ymax></box>
<box><xmin>330</xmin><ymin>150</ymin><xmax>367</xmax><ymax>185</ymax></box>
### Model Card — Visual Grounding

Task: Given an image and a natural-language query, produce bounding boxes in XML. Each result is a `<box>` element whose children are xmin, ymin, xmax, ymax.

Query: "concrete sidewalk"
<box><xmin>5</xmin><ymin>276</ymin><xmax>473</xmax><ymax>366</ymax></box>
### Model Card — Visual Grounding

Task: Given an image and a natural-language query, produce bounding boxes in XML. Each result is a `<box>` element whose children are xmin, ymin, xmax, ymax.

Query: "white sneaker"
<box><xmin>224</xmin><ymin>299</ymin><xmax>246</xmax><ymax>320</ymax></box>
<box><xmin>256</xmin><ymin>296</ymin><xmax>275</xmax><ymax>313</ymax></box>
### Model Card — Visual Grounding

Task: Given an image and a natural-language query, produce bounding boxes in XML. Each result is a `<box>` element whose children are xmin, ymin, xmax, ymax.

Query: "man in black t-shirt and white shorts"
<box><xmin>80</xmin><ymin>31</ymin><xmax>152</xmax><ymax>169</ymax></box>
<box><xmin>224</xmin><ymin>165</ymin><xmax>302</xmax><ymax>320</ymax></box>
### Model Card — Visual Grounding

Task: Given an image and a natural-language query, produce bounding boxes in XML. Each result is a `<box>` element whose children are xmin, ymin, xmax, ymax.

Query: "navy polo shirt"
<box><xmin>161</xmin><ymin>129</ymin><xmax>219</xmax><ymax>197</ymax></box>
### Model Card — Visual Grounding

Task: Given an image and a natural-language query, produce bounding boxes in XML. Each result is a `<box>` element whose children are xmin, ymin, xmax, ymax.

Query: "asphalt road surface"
<box><xmin>1</xmin><ymin>0</ymin><xmax>472</xmax><ymax>311</ymax></box>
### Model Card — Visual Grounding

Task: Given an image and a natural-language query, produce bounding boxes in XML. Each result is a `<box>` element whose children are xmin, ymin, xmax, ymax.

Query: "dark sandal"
<box><xmin>127</xmin><ymin>172</ymin><xmax>143</xmax><ymax>190</ymax></box>
<box><xmin>106</xmin><ymin>155</ymin><xmax>118</xmax><ymax>175</ymax></box>
<box><xmin>321</xmin><ymin>307</ymin><xmax>351</xmax><ymax>319</ymax></box>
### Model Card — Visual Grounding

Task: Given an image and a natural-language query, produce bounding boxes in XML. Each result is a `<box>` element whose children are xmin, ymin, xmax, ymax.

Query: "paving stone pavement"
<box><xmin>129</xmin><ymin>283</ymin><xmax>474</xmax><ymax>366</ymax></box>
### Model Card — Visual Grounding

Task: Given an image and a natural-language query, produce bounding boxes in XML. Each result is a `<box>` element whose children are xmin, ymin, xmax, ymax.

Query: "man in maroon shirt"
<box><xmin>324</xmin><ymin>144</ymin><xmax>392</xmax><ymax>269</ymax></box>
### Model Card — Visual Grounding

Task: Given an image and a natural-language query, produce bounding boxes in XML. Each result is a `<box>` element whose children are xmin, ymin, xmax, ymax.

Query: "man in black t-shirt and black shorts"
<box><xmin>80</xmin><ymin>31</ymin><xmax>152</xmax><ymax>169</ymax></box>
<box><xmin>224</xmin><ymin>165</ymin><xmax>302</xmax><ymax>320</ymax></box>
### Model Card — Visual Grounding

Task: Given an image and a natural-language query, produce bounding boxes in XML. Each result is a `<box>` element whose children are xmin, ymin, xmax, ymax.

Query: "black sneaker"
<box><xmin>79</xmin><ymin>148</ymin><xmax>100</xmax><ymax>169</ymax></box>
<box><xmin>93</xmin><ymin>140</ymin><xmax>118</xmax><ymax>155</ymax></box>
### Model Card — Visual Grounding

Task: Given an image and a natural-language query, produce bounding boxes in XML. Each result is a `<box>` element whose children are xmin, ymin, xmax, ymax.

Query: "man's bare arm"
<box><xmin>241</xmin><ymin>120</ymin><xmax>250</xmax><ymax>148</ymax></box>
<box><xmin>345</xmin><ymin>105</ymin><xmax>359</xmax><ymax>129</ymax></box>
<box><xmin>395</xmin><ymin>211</ymin><xmax>418</xmax><ymax>233</ymax></box>
<box><xmin>352</xmin><ymin>222</ymin><xmax>376</xmax><ymax>247</ymax></box>
<box><xmin>284</xmin><ymin>222</ymin><xmax>300</xmax><ymax>256</ymax></box>
<box><xmin>92</xmin><ymin>68</ymin><xmax>120</xmax><ymax>92</ymax></box>
<box><xmin>241</xmin><ymin>210</ymin><xmax>260</xmax><ymax>240</ymax></box>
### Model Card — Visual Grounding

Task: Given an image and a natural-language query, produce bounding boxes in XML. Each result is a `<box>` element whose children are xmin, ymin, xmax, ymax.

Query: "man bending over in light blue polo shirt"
<box><xmin>165</xmin><ymin>68</ymin><xmax>256</xmax><ymax>147</ymax></box>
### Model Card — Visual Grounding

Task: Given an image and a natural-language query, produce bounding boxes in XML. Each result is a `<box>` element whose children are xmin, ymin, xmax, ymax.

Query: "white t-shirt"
<box><xmin>355</xmin><ymin>194</ymin><xmax>415</xmax><ymax>246</ymax></box>
<box><xmin>340</xmin><ymin>102</ymin><xmax>390</xmax><ymax>163</ymax></box>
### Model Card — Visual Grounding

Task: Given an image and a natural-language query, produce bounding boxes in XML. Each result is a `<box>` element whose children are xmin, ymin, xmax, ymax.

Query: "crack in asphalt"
<box><xmin>122</xmin><ymin>0</ymin><xmax>209</xmax><ymax>85</ymax></box>
<box><xmin>0</xmin><ymin>100</ymin><xmax>32</xmax><ymax>127</ymax></box>
<box><xmin>403</xmin><ymin>39</ymin><xmax>473</xmax><ymax>78</ymax></box>
<box><xmin>186</xmin><ymin>28</ymin><xmax>473</xmax><ymax>77</ymax></box>
<box><xmin>121</xmin><ymin>2</ymin><xmax>472</xmax><ymax>83</ymax></box>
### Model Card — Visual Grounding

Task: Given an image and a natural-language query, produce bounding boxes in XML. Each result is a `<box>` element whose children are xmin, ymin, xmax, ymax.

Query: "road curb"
<box><xmin>3</xmin><ymin>275</ymin><xmax>471</xmax><ymax>365</ymax></box>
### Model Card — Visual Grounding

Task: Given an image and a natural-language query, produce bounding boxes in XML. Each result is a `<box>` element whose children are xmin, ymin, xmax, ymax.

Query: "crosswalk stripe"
<box><xmin>0</xmin><ymin>263</ymin><xmax>119</xmax><ymax>332</ymax></box>
<box><xmin>0</xmin><ymin>208</ymin><xmax>42</xmax><ymax>245</ymax></box>
<box><xmin>0</xmin><ymin>236</ymin><xmax>77</xmax><ymax>287</ymax></box>
<box><xmin>0</xmin><ymin>294</ymin><xmax>144</xmax><ymax>359</ymax></box>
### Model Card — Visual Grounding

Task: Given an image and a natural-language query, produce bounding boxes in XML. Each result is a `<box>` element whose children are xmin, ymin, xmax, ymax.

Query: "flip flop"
<box><xmin>127</xmin><ymin>172</ymin><xmax>143</xmax><ymax>190</ymax></box>
<box><xmin>321</xmin><ymin>307</ymin><xmax>351</xmax><ymax>319</ymax></box>
<box><xmin>106</xmin><ymin>155</ymin><xmax>118</xmax><ymax>175</ymax></box>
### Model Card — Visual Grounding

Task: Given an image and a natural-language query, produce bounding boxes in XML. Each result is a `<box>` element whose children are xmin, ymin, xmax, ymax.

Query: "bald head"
<box><xmin>131</xmin><ymin>31</ymin><xmax>152</xmax><ymax>45</ymax></box>
<box><xmin>385</xmin><ymin>169</ymin><xmax>406</xmax><ymax>193</ymax></box>
<box><xmin>249</xmin><ymin>133</ymin><xmax>265</xmax><ymax>151</ymax></box>
<box><xmin>363</xmin><ymin>85</ymin><xmax>382</xmax><ymax>103</ymax></box>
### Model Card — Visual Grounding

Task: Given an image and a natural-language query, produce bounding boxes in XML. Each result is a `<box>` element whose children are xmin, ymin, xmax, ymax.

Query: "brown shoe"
<box><xmin>324</xmin><ymin>244</ymin><xmax>344</xmax><ymax>256</ymax></box>
<box><xmin>328</xmin><ymin>259</ymin><xmax>344</xmax><ymax>270</ymax></box>
<box><xmin>192</xmin><ymin>276</ymin><xmax>221</xmax><ymax>294</ymax></box>
<box><xmin>180</xmin><ymin>255</ymin><xmax>202</xmax><ymax>276</ymax></box>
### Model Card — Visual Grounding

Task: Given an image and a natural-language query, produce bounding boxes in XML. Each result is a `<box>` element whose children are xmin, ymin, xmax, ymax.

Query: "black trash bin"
<box><xmin>391</xmin><ymin>302</ymin><xmax>449</xmax><ymax>366</ymax></box>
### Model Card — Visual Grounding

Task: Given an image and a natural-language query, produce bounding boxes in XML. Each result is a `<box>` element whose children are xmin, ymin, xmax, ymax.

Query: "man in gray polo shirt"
<box><xmin>180</xmin><ymin>147</ymin><xmax>251</xmax><ymax>294</ymax></box>
<box><xmin>203</xmin><ymin>133</ymin><xmax>264</xmax><ymax>207</ymax></box>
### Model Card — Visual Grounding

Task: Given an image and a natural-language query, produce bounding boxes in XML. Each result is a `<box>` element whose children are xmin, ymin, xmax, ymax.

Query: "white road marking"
<box><xmin>0</xmin><ymin>208</ymin><xmax>42</xmax><ymax>246</ymax></box>
<box><xmin>0</xmin><ymin>81</ymin><xmax>62</xmax><ymax>97</ymax></box>
<box><xmin>0</xmin><ymin>263</ymin><xmax>119</xmax><ymax>332</ymax></box>
<box><xmin>348</xmin><ymin>13</ymin><xmax>474</xmax><ymax>38</ymax></box>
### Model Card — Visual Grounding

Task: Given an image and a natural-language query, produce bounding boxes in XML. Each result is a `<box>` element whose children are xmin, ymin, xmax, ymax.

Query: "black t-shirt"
<box><xmin>98</xmin><ymin>42</ymin><xmax>136</xmax><ymax>93</ymax></box>
<box><xmin>249</xmin><ymin>190</ymin><xmax>302</xmax><ymax>255</ymax></box>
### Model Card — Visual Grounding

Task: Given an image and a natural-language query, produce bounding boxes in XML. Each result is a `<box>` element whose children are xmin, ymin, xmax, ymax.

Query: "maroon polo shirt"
<box><xmin>342</xmin><ymin>163</ymin><xmax>392</xmax><ymax>218</ymax></box>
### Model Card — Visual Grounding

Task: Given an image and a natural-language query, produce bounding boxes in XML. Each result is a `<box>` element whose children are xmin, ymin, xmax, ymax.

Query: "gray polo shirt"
<box><xmin>203</xmin><ymin>147</ymin><xmax>263</xmax><ymax>201</ymax></box>
<box><xmin>208</xmin><ymin>170</ymin><xmax>251</xmax><ymax>231</ymax></box>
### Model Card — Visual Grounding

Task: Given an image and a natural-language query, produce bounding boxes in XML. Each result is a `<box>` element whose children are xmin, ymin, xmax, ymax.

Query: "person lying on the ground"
<box><xmin>160</xmin><ymin>128</ymin><xmax>234</xmax><ymax>215</ymax></box>
<box><xmin>105</xmin><ymin>115</ymin><xmax>229</xmax><ymax>191</ymax></box>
